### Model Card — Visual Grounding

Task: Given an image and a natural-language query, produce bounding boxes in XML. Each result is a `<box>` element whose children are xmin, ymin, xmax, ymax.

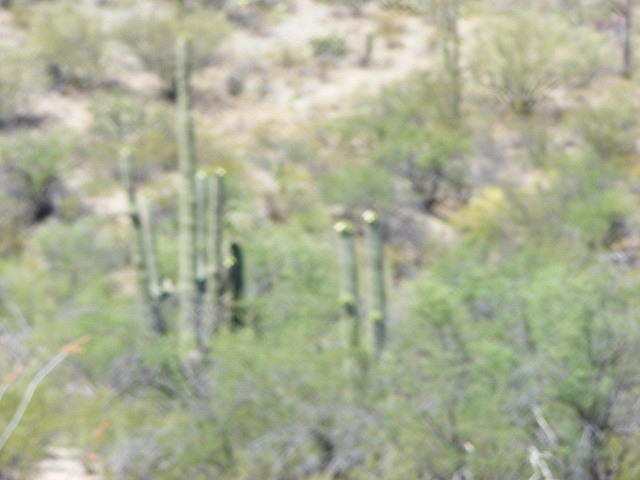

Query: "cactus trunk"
<box><xmin>334</xmin><ymin>221</ymin><xmax>361</xmax><ymax>349</ymax></box>
<box><xmin>176</xmin><ymin>36</ymin><xmax>202</xmax><ymax>355</ymax></box>
<box><xmin>363</xmin><ymin>210</ymin><xmax>386</xmax><ymax>356</ymax></box>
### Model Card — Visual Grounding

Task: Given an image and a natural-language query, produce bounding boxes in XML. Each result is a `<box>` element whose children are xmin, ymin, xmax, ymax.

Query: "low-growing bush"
<box><xmin>0</xmin><ymin>129</ymin><xmax>75</xmax><ymax>225</ymax></box>
<box><xmin>0</xmin><ymin>47</ymin><xmax>42</xmax><ymax>126</ymax></box>
<box><xmin>573</xmin><ymin>87</ymin><xmax>639</xmax><ymax>160</ymax></box>
<box><xmin>28</xmin><ymin>3</ymin><xmax>107</xmax><ymax>88</ymax></box>
<box><xmin>310</xmin><ymin>33</ymin><xmax>348</xmax><ymax>59</ymax></box>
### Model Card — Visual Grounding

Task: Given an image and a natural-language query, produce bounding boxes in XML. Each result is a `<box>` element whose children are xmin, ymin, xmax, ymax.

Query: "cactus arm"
<box><xmin>363</xmin><ymin>210</ymin><xmax>387</xmax><ymax>356</ymax></box>
<box><xmin>334</xmin><ymin>221</ymin><xmax>361</xmax><ymax>349</ymax></box>
<box><xmin>138</xmin><ymin>196</ymin><xmax>168</xmax><ymax>335</ymax></box>
<box><xmin>119</xmin><ymin>149</ymin><xmax>167</xmax><ymax>335</ymax></box>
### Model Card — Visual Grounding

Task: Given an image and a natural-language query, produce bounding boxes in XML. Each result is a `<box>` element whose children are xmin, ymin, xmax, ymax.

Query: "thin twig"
<box><xmin>0</xmin><ymin>336</ymin><xmax>90</xmax><ymax>453</ymax></box>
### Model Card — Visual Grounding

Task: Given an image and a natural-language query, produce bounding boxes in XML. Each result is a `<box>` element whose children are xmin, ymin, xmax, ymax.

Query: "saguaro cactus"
<box><xmin>120</xmin><ymin>38</ymin><xmax>248</xmax><ymax>346</ymax></box>
<box><xmin>362</xmin><ymin>210</ymin><xmax>387</xmax><ymax>356</ymax></box>
<box><xmin>120</xmin><ymin>149</ymin><xmax>167</xmax><ymax>335</ymax></box>
<box><xmin>176</xmin><ymin>36</ymin><xmax>202</xmax><ymax>354</ymax></box>
<box><xmin>334</xmin><ymin>221</ymin><xmax>361</xmax><ymax>349</ymax></box>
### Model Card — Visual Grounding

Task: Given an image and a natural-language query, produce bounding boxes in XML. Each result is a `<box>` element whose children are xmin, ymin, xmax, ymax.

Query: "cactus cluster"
<box><xmin>121</xmin><ymin>37</ymin><xmax>245</xmax><ymax>356</ymax></box>
<box><xmin>334</xmin><ymin>211</ymin><xmax>388</xmax><ymax>358</ymax></box>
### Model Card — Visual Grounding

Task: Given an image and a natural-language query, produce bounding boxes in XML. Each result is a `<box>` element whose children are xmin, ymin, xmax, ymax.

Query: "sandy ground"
<box><xmin>34</xmin><ymin>448</ymin><xmax>100</xmax><ymax>480</ymax></box>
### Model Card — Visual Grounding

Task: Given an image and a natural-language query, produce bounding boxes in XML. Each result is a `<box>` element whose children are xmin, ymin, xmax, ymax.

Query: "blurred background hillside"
<box><xmin>1</xmin><ymin>0</ymin><xmax>640</xmax><ymax>479</ymax></box>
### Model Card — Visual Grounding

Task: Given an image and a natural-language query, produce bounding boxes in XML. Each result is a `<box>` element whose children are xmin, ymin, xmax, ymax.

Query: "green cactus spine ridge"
<box><xmin>229</xmin><ymin>242</ymin><xmax>245</xmax><ymax>331</ymax></box>
<box><xmin>363</xmin><ymin>210</ymin><xmax>387</xmax><ymax>356</ymax></box>
<box><xmin>176</xmin><ymin>36</ymin><xmax>203</xmax><ymax>355</ymax></box>
<box><xmin>335</xmin><ymin>220</ymin><xmax>361</xmax><ymax>350</ymax></box>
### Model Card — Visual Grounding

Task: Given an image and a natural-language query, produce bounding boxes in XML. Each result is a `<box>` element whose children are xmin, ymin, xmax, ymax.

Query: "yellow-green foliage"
<box><xmin>452</xmin><ymin>186</ymin><xmax>507</xmax><ymax>239</ymax></box>
<box><xmin>0</xmin><ymin>47</ymin><xmax>42</xmax><ymax>121</ymax></box>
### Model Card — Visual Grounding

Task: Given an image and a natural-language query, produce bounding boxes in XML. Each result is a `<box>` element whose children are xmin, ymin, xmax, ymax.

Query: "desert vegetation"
<box><xmin>1</xmin><ymin>1</ymin><xmax>640</xmax><ymax>479</ymax></box>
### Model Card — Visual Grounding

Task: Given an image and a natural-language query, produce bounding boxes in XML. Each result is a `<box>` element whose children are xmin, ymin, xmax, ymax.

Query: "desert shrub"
<box><xmin>573</xmin><ymin>88</ymin><xmax>639</xmax><ymax>159</ymax></box>
<box><xmin>116</xmin><ymin>10</ymin><xmax>231</xmax><ymax>97</ymax></box>
<box><xmin>491</xmin><ymin>153</ymin><xmax>631</xmax><ymax>249</ymax></box>
<box><xmin>470</xmin><ymin>10</ymin><xmax>605</xmax><ymax>115</ymax></box>
<box><xmin>389</xmin><ymin>240</ymin><xmax>640</xmax><ymax>479</ymax></box>
<box><xmin>242</xmin><ymin>222</ymin><xmax>339</xmax><ymax>337</ymax></box>
<box><xmin>28</xmin><ymin>3</ymin><xmax>107</xmax><ymax>87</ymax></box>
<box><xmin>310</xmin><ymin>33</ymin><xmax>348</xmax><ymax>59</ymax></box>
<box><xmin>0</xmin><ymin>47</ymin><xmax>42</xmax><ymax>125</ymax></box>
<box><xmin>90</xmin><ymin>94</ymin><xmax>176</xmax><ymax>182</ymax></box>
<box><xmin>321</xmin><ymin>160</ymin><xmax>395</xmax><ymax>211</ymax></box>
<box><xmin>331</xmin><ymin>71</ymin><xmax>470</xmax><ymax>213</ymax></box>
<box><xmin>0</xmin><ymin>129</ymin><xmax>75</xmax><ymax>225</ymax></box>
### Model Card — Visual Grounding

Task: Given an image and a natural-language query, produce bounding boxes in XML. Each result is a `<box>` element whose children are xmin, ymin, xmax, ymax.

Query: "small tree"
<box><xmin>117</xmin><ymin>11</ymin><xmax>230</xmax><ymax>99</ymax></box>
<box><xmin>470</xmin><ymin>11</ymin><xmax>604</xmax><ymax>116</ymax></box>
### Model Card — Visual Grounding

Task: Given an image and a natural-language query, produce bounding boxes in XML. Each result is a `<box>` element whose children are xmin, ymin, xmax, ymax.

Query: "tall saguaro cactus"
<box><xmin>176</xmin><ymin>36</ymin><xmax>202</xmax><ymax>354</ymax></box>
<box><xmin>334</xmin><ymin>221</ymin><xmax>361</xmax><ymax>349</ymax></box>
<box><xmin>362</xmin><ymin>210</ymin><xmax>387</xmax><ymax>356</ymax></box>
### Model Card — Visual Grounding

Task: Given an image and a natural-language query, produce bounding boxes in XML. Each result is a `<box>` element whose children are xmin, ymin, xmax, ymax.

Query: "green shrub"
<box><xmin>90</xmin><ymin>94</ymin><xmax>176</xmax><ymax>181</ymax></box>
<box><xmin>0</xmin><ymin>129</ymin><xmax>75</xmax><ymax>225</ymax></box>
<box><xmin>28</xmin><ymin>3</ymin><xmax>107</xmax><ymax>87</ymax></box>
<box><xmin>116</xmin><ymin>11</ymin><xmax>230</xmax><ymax>96</ymax></box>
<box><xmin>0</xmin><ymin>47</ymin><xmax>42</xmax><ymax>124</ymax></box>
<box><xmin>573</xmin><ymin>88</ymin><xmax>639</xmax><ymax>159</ymax></box>
<box><xmin>470</xmin><ymin>10</ymin><xmax>605</xmax><ymax>115</ymax></box>
<box><xmin>332</xmin><ymin>72</ymin><xmax>470</xmax><ymax>212</ymax></box>
<box><xmin>310</xmin><ymin>33</ymin><xmax>348</xmax><ymax>58</ymax></box>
